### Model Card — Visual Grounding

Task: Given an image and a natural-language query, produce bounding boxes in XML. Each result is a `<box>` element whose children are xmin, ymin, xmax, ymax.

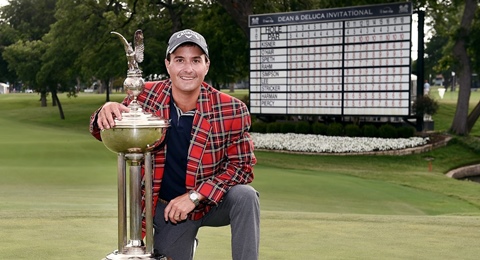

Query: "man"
<box><xmin>90</xmin><ymin>29</ymin><xmax>259</xmax><ymax>260</ymax></box>
<box><xmin>424</xmin><ymin>79</ymin><xmax>430</xmax><ymax>95</ymax></box>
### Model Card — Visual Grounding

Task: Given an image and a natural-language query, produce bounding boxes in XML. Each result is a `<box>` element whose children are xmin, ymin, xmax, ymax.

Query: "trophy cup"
<box><xmin>100</xmin><ymin>30</ymin><xmax>169</xmax><ymax>260</ymax></box>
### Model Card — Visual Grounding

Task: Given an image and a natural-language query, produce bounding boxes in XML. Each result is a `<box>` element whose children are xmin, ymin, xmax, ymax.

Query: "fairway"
<box><xmin>1</xmin><ymin>93</ymin><xmax>480</xmax><ymax>259</ymax></box>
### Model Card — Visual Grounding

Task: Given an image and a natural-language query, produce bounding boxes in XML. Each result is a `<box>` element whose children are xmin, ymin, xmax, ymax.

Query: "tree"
<box><xmin>41</xmin><ymin>0</ymin><xmax>140</xmax><ymax>104</ymax></box>
<box><xmin>3</xmin><ymin>40</ymin><xmax>46</xmax><ymax>101</ymax></box>
<box><xmin>449</xmin><ymin>0</ymin><xmax>477</xmax><ymax>135</ymax></box>
<box><xmin>6</xmin><ymin>0</ymin><xmax>459</xmax><ymax>125</ymax></box>
<box><xmin>0</xmin><ymin>0</ymin><xmax>56</xmax><ymax>41</ymax></box>
<box><xmin>0</xmin><ymin>0</ymin><xmax>56</xmax><ymax>90</ymax></box>
<box><xmin>423</xmin><ymin>34</ymin><xmax>449</xmax><ymax>84</ymax></box>
<box><xmin>0</xmin><ymin>22</ymin><xmax>19</xmax><ymax>85</ymax></box>
<box><xmin>423</xmin><ymin>0</ymin><xmax>480</xmax><ymax>135</ymax></box>
<box><xmin>217</xmin><ymin>0</ymin><xmax>253</xmax><ymax>37</ymax></box>
<box><xmin>195</xmin><ymin>2</ymin><xmax>249</xmax><ymax>89</ymax></box>
<box><xmin>154</xmin><ymin>0</ymin><xmax>188</xmax><ymax>33</ymax></box>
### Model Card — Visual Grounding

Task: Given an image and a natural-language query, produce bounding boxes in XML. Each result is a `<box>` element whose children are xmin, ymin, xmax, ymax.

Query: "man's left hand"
<box><xmin>164</xmin><ymin>193</ymin><xmax>196</xmax><ymax>224</ymax></box>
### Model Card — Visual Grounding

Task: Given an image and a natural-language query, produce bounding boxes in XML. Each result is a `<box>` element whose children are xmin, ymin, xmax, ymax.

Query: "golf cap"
<box><xmin>166</xmin><ymin>29</ymin><xmax>209</xmax><ymax>58</ymax></box>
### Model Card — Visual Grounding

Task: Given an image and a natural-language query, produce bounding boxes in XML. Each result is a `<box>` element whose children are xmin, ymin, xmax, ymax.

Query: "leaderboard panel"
<box><xmin>249</xmin><ymin>2</ymin><xmax>413</xmax><ymax>116</ymax></box>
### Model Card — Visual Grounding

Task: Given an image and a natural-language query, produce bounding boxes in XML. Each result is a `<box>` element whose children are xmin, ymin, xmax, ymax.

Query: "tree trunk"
<box><xmin>159</xmin><ymin>0</ymin><xmax>185</xmax><ymax>33</ymax></box>
<box><xmin>76</xmin><ymin>77</ymin><xmax>82</xmax><ymax>93</ymax></box>
<box><xmin>51</xmin><ymin>86</ymin><xmax>57</xmax><ymax>107</ymax></box>
<box><xmin>40</xmin><ymin>91</ymin><xmax>47</xmax><ymax>107</ymax></box>
<box><xmin>449</xmin><ymin>0</ymin><xmax>477</xmax><ymax>135</ymax></box>
<box><xmin>104</xmin><ymin>78</ymin><xmax>111</xmax><ymax>103</ymax></box>
<box><xmin>467</xmin><ymin>101</ymin><xmax>480</xmax><ymax>132</ymax></box>
<box><xmin>52</xmin><ymin>90</ymin><xmax>65</xmax><ymax>120</ymax></box>
<box><xmin>217</xmin><ymin>0</ymin><xmax>253</xmax><ymax>37</ymax></box>
<box><xmin>450</xmin><ymin>69</ymin><xmax>472</xmax><ymax>135</ymax></box>
<box><xmin>97</xmin><ymin>79</ymin><xmax>104</xmax><ymax>93</ymax></box>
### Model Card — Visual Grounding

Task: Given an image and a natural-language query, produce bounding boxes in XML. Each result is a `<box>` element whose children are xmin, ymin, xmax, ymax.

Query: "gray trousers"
<box><xmin>153</xmin><ymin>185</ymin><xmax>260</xmax><ymax>260</ymax></box>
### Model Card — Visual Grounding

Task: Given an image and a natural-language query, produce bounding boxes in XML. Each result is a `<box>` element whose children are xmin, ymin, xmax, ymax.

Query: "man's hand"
<box><xmin>97</xmin><ymin>102</ymin><xmax>130</xmax><ymax>130</ymax></box>
<box><xmin>164</xmin><ymin>193</ymin><xmax>199</xmax><ymax>224</ymax></box>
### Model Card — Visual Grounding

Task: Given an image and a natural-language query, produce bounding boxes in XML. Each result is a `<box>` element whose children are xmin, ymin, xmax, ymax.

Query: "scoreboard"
<box><xmin>249</xmin><ymin>2</ymin><xmax>413</xmax><ymax>116</ymax></box>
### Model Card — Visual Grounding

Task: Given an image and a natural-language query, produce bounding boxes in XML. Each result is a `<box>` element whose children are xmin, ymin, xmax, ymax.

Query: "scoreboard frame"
<box><xmin>248</xmin><ymin>2</ymin><xmax>413</xmax><ymax>117</ymax></box>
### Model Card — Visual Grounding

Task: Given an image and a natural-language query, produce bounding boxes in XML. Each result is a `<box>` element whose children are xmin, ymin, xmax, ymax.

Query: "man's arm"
<box><xmin>164</xmin><ymin>102</ymin><xmax>256</xmax><ymax>223</ymax></box>
<box><xmin>195</xmin><ymin>102</ymin><xmax>257</xmax><ymax>205</ymax></box>
<box><xmin>89</xmin><ymin>101</ymin><xmax>130</xmax><ymax>140</ymax></box>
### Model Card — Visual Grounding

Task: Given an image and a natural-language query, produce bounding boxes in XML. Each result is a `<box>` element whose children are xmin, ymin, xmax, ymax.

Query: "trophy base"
<box><xmin>102</xmin><ymin>250</ymin><xmax>169</xmax><ymax>260</ymax></box>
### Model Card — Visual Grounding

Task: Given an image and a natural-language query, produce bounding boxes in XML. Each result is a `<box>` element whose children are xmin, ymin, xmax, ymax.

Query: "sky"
<box><xmin>411</xmin><ymin>13</ymin><xmax>420</xmax><ymax>61</ymax></box>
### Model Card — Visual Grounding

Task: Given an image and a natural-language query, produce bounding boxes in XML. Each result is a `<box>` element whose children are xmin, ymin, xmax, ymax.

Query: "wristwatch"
<box><xmin>189</xmin><ymin>190</ymin><xmax>200</xmax><ymax>206</ymax></box>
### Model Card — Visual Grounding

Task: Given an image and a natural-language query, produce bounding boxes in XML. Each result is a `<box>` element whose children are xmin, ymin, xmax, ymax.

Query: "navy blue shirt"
<box><xmin>158</xmin><ymin>100</ymin><xmax>194</xmax><ymax>201</ymax></box>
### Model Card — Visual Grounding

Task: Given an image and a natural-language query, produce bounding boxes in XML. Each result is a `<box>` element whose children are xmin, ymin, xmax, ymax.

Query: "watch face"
<box><xmin>190</xmin><ymin>192</ymin><xmax>198</xmax><ymax>200</ymax></box>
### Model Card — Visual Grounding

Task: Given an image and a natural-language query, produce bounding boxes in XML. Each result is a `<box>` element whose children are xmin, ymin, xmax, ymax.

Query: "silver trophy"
<box><xmin>100</xmin><ymin>30</ymin><xmax>169</xmax><ymax>260</ymax></box>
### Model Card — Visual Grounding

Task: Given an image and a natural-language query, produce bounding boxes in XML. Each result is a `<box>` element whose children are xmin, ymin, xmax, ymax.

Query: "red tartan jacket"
<box><xmin>90</xmin><ymin>80</ymin><xmax>256</xmax><ymax>223</ymax></box>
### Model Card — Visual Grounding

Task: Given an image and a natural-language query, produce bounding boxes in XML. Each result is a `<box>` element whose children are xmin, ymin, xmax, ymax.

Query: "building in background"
<box><xmin>0</xmin><ymin>82</ymin><xmax>9</xmax><ymax>94</ymax></box>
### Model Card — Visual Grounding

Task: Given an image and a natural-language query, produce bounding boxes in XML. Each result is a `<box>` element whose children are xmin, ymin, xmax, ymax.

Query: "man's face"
<box><xmin>165</xmin><ymin>45</ymin><xmax>210</xmax><ymax>94</ymax></box>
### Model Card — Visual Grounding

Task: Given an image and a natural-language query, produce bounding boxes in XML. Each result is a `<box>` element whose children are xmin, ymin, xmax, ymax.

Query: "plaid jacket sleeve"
<box><xmin>192</xmin><ymin>90</ymin><xmax>257</xmax><ymax>206</ymax></box>
<box><xmin>89</xmin><ymin>97</ymin><xmax>130</xmax><ymax>140</ymax></box>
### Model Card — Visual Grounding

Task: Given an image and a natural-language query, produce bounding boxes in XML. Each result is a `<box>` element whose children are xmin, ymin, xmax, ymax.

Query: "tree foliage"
<box><xmin>3</xmin><ymin>40</ymin><xmax>45</xmax><ymax>91</ymax></box>
<box><xmin>0</xmin><ymin>0</ymin><xmax>479</xmax><ymax>133</ymax></box>
<box><xmin>0</xmin><ymin>0</ymin><xmax>56</xmax><ymax>41</ymax></box>
<box><xmin>0</xmin><ymin>0</ymin><xmax>56</xmax><ymax>87</ymax></box>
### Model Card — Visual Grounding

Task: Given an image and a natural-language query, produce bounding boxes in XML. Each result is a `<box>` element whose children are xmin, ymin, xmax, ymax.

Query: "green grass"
<box><xmin>429</xmin><ymin>86</ymin><xmax>480</xmax><ymax>135</ymax></box>
<box><xmin>1</xmin><ymin>92</ymin><xmax>480</xmax><ymax>259</ymax></box>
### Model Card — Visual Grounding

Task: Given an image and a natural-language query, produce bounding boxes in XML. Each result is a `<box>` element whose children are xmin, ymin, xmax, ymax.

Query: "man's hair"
<box><xmin>166</xmin><ymin>42</ymin><xmax>209</xmax><ymax>63</ymax></box>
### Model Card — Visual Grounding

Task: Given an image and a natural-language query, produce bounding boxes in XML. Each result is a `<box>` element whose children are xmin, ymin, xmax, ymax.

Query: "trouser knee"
<box><xmin>227</xmin><ymin>185</ymin><xmax>259</xmax><ymax>204</ymax></box>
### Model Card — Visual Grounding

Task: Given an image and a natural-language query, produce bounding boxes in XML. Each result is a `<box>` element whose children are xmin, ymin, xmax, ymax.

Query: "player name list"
<box><xmin>249</xmin><ymin>2</ymin><xmax>413</xmax><ymax>116</ymax></box>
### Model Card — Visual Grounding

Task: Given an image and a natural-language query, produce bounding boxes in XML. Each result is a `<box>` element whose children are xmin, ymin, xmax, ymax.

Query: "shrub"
<box><xmin>326</xmin><ymin>123</ymin><xmax>344</xmax><ymax>136</ymax></box>
<box><xmin>312</xmin><ymin>122</ymin><xmax>328</xmax><ymax>135</ymax></box>
<box><xmin>295</xmin><ymin>121</ymin><xmax>311</xmax><ymax>134</ymax></box>
<box><xmin>456</xmin><ymin>136</ymin><xmax>480</xmax><ymax>153</ymax></box>
<box><xmin>378</xmin><ymin>124</ymin><xmax>398</xmax><ymax>138</ymax></box>
<box><xmin>412</xmin><ymin>95</ymin><xmax>439</xmax><ymax>116</ymax></box>
<box><xmin>279</xmin><ymin>121</ymin><xmax>296</xmax><ymax>133</ymax></box>
<box><xmin>267</xmin><ymin>122</ymin><xmax>282</xmax><ymax>133</ymax></box>
<box><xmin>362</xmin><ymin>124</ymin><xmax>378</xmax><ymax>137</ymax></box>
<box><xmin>397</xmin><ymin>126</ymin><xmax>416</xmax><ymax>138</ymax></box>
<box><xmin>251</xmin><ymin>121</ymin><xmax>267</xmax><ymax>133</ymax></box>
<box><xmin>345</xmin><ymin>124</ymin><xmax>362</xmax><ymax>137</ymax></box>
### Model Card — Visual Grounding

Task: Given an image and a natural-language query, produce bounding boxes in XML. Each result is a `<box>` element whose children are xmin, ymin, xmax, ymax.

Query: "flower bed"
<box><xmin>251</xmin><ymin>133</ymin><xmax>429</xmax><ymax>154</ymax></box>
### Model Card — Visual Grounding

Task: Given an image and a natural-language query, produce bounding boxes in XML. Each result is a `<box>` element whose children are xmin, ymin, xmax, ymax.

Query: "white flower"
<box><xmin>251</xmin><ymin>133</ymin><xmax>429</xmax><ymax>153</ymax></box>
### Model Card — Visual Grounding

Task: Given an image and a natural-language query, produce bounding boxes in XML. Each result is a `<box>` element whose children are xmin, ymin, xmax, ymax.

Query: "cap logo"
<box><xmin>176</xmin><ymin>30</ymin><xmax>200</xmax><ymax>40</ymax></box>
